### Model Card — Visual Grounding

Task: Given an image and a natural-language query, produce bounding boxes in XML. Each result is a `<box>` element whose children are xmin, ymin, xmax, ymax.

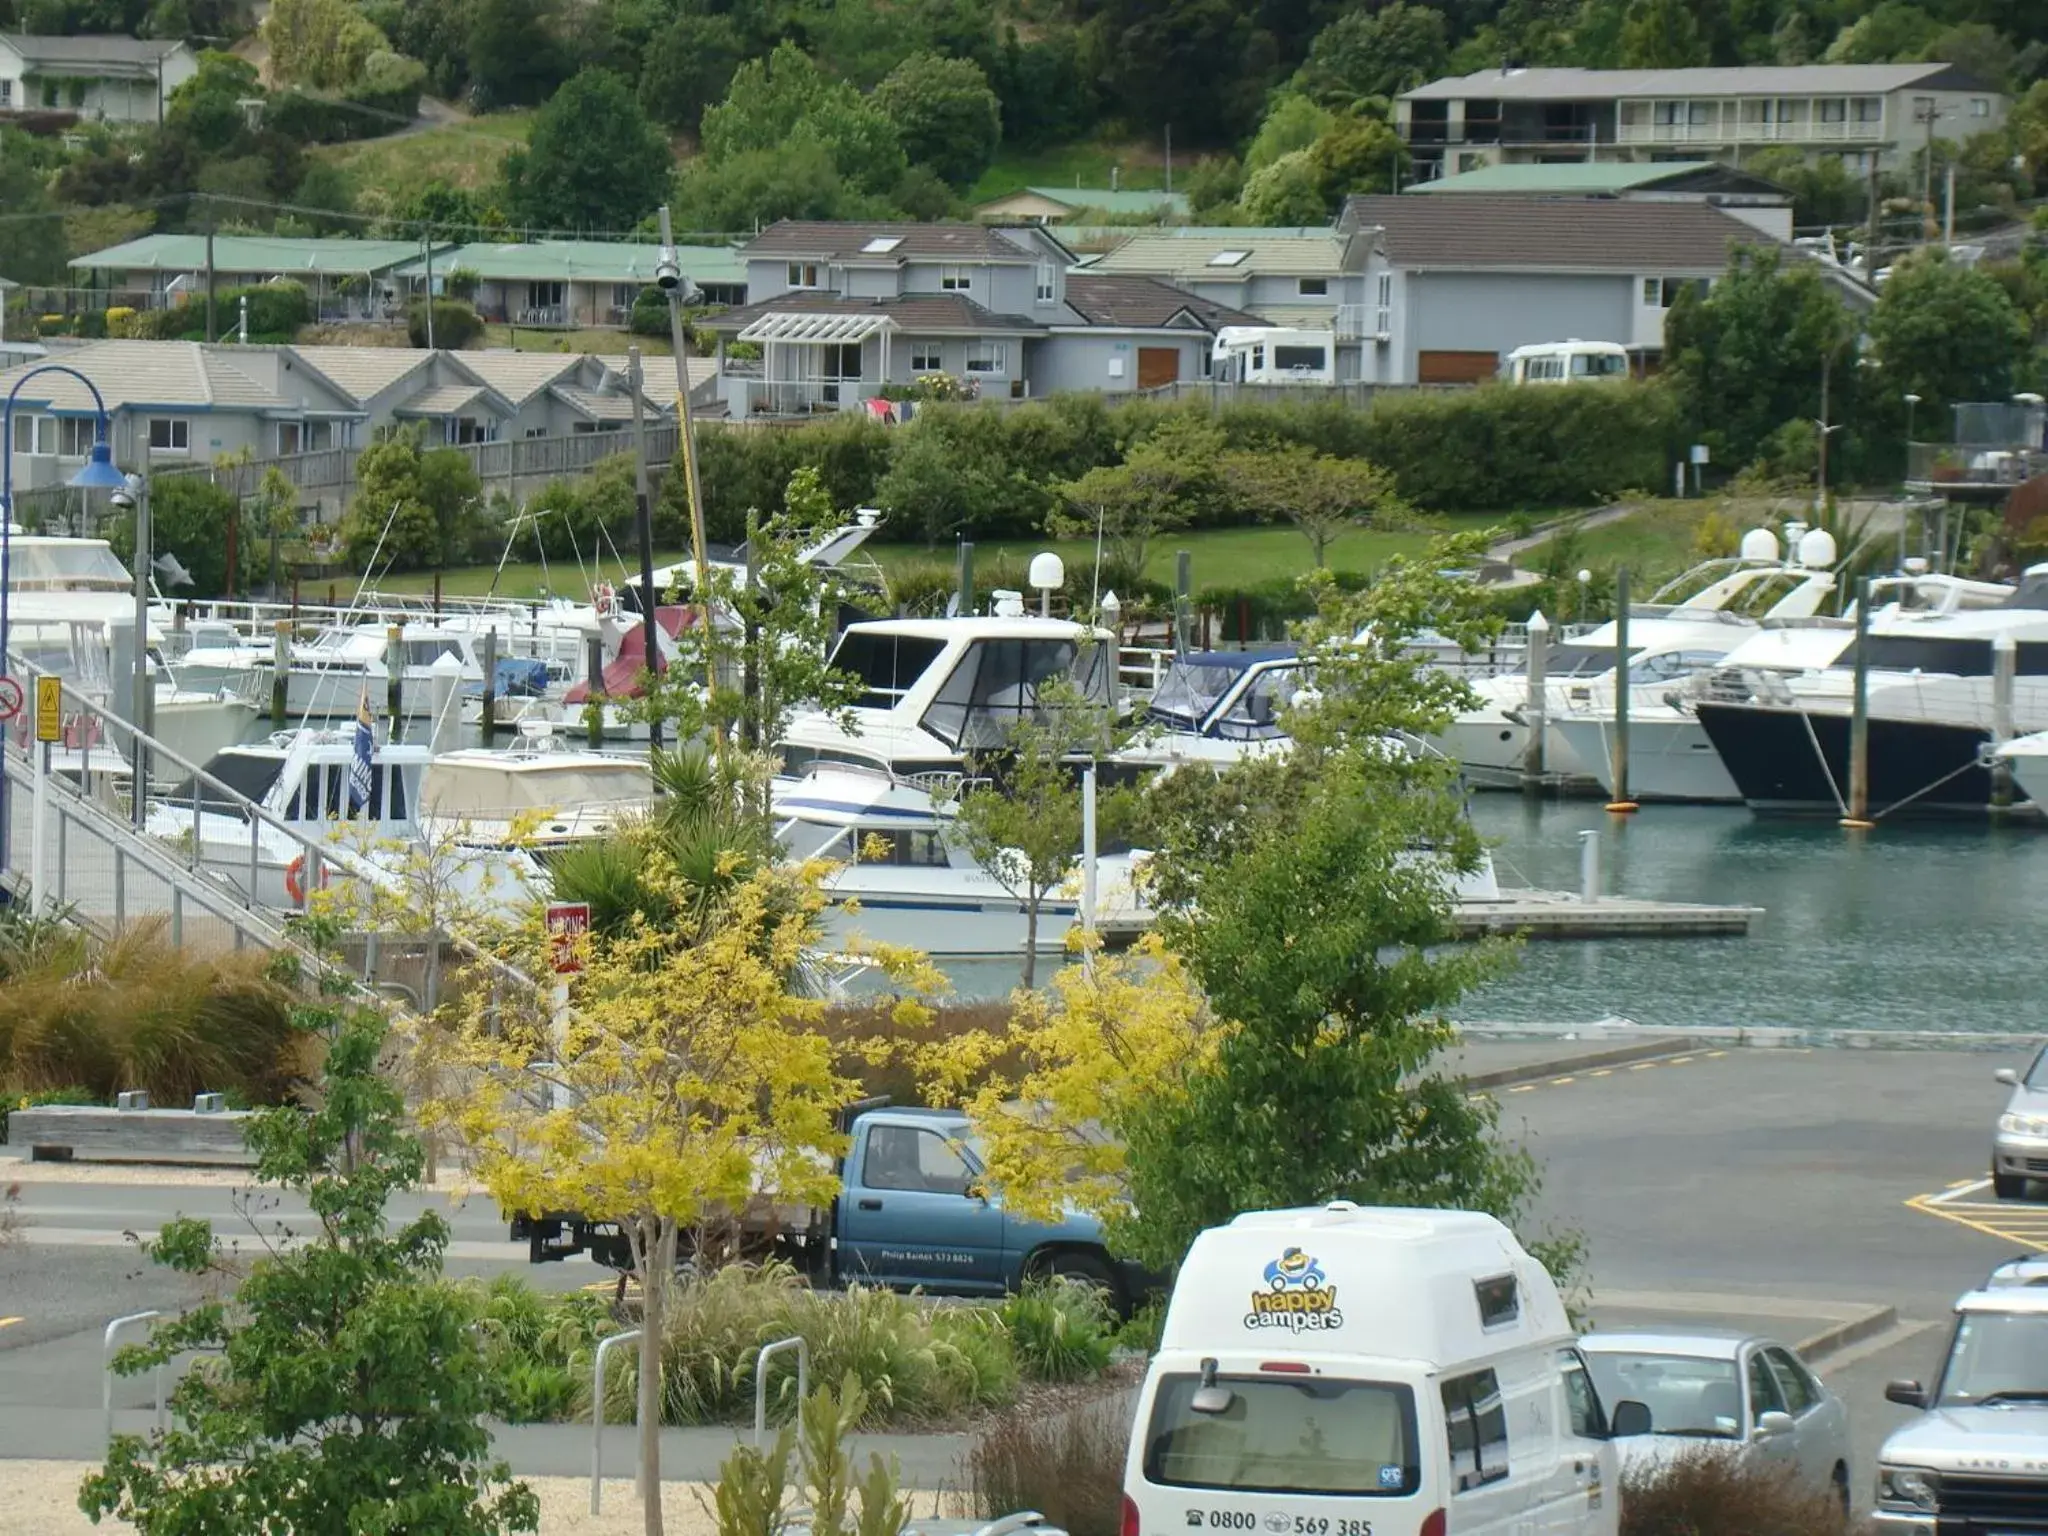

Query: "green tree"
<box><xmin>165</xmin><ymin>49</ymin><xmax>261</xmax><ymax>153</ymax></box>
<box><xmin>106</xmin><ymin>477</ymin><xmax>250</xmax><ymax>599</ymax></box>
<box><xmin>341</xmin><ymin>428</ymin><xmax>485</xmax><ymax>572</ymax></box>
<box><xmin>262</xmin><ymin>0</ymin><xmax>390</xmax><ymax>88</ymax></box>
<box><xmin>1746</xmin><ymin>145</ymin><xmax>1868</xmax><ymax>226</ymax></box>
<box><xmin>1049</xmin><ymin>413</ymin><xmax>1227</xmax><ymax>574</ymax></box>
<box><xmin>1291</xmin><ymin>2</ymin><xmax>1449</xmax><ymax>110</ymax></box>
<box><xmin>946</xmin><ymin>677</ymin><xmax>1125</xmax><ymax>989</ymax></box>
<box><xmin>1224</xmin><ymin>444</ymin><xmax>1418</xmax><ymax>568</ymax></box>
<box><xmin>1823</xmin><ymin>0</ymin><xmax>1940</xmax><ymax>63</ymax></box>
<box><xmin>1081</xmin><ymin>0</ymin><xmax>1278</xmax><ymax>144</ymax></box>
<box><xmin>1243</xmin><ymin>93</ymin><xmax>1334</xmax><ymax>175</ymax></box>
<box><xmin>1617</xmin><ymin>0</ymin><xmax>1707</xmax><ymax>67</ymax></box>
<box><xmin>1867</xmin><ymin>249</ymin><xmax>2033</xmax><ymax>426</ymax></box>
<box><xmin>502</xmin><ymin>68</ymin><xmax>671</xmax><ymax>233</ymax></box>
<box><xmin>0</xmin><ymin>152</ymin><xmax>68</xmax><ymax>287</ymax></box>
<box><xmin>80</xmin><ymin>1007</ymin><xmax>539</xmax><ymax>1536</ymax></box>
<box><xmin>873</xmin><ymin>52</ymin><xmax>1002</xmax><ymax>189</ymax></box>
<box><xmin>1307</xmin><ymin>110</ymin><xmax>1408</xmax><ymax>202</ymax></box>
<box><xmin>466</xmin><ymin>0</ymin><xmax>563</xmax><ymax>108</ymax></box>
<box><xmin>700</xmin><ymin>43</ymin><xmax>906</xmax><ymax>196</ymax></box>
<box><xmin>674</xmin><ymin>141</ymin><xmax>882</xmax><ymax>233</ymax></box>
<box><xmin>638</xmin><ymin>11</ymin><xmax>745</xmax><ymax>131</ymax></box>
<box><xmin>1237</xmin><ymin>148</ymin><xmax>1328</xmax><ymax>224</ymax></box>
<box><xmin>1113</xmin><ymin>541</ymin><xmax>1555</xmax><ymax>1275</ymax></box>
<box><xmin>1662</xmin><ymin>245</ymin><xmax>1858</xmax><ymax>474</ymax></box>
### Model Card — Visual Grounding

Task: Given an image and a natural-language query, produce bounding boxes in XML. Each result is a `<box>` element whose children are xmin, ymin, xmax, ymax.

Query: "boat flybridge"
<box><xmin>1693</xmin><ymin>561</ymin><xmax>2048</xmax><ymax>818</ymax></box>
<box><xmin>775</xmin><ymin>602</ymin><xmax>1116</xmax><ymax>784</ymax></box>
<box><xmin>1557</xmin><ymin>562</ymin><xmax>2019</xmax><ymax>803</ymax></box>
<box><xmin>1112</xmin><ymin>646</ymin><xmax>1304</xmax><ymax>772</ymax></box>
<box><xmin>1436</xmin><ymin>525</ymin><xmax>1844</xmax><ymax>789</ymax></box>
<box><xmin>417</xmin><ymin>724</ymin><xmax>655</xmax><ymax>856</ymax></box>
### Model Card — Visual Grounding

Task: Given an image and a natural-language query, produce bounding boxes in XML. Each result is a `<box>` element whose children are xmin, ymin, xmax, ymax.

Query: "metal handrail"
<box><xmin>590</xmin><ymin>1328</ymin><xmax>644</xmax><ymax>1515</ymax></box>
<box><xmin>754</xmin><ymin>1334</ymin><xmax>810</xmax><ymax>1443</ymax></box>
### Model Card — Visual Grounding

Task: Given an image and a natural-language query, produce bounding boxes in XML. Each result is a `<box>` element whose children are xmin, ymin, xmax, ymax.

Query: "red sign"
<box><xmin>545</xmin><ymin>902</ymin><xmax>591</xmax><ymax>975</ymax></box>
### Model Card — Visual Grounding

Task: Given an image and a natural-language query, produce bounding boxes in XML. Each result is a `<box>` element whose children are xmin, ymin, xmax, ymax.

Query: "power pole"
<box><xmin>422</xmin><ymin>233</ymin><xmax>436</xmax><ymax>348</ymax></box>
<box><xmin>625</xmin><ymin>346</ymin><xmax>662</xmax><ymax>749</ymax></box>
<box><xmin>1919</xmin><ymin>100</ymin><xmax>1938</xmax><ymax>243</ymax></box>
<box><xmin>1863</xmin><ymin>155</ymin><xmax>1882</xmax><ymax>282</ymax></box>
<box><xmin>204</xmin><ymin>198</ymin><xmax>217</xmax><ymax>344</ymax></box>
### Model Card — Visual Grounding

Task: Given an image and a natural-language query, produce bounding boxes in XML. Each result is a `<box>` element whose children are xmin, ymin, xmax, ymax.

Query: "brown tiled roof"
<box><xmin>1340</xmin><ymin>195</ymin><xmax>1772</xmax><ymax>272</ymax></box>
<box><xmin>704</xmin><ymin>293</ymin><xmax>1049</xmax><ymax>333</ymax></box>
<box><xmin>742</xmin><ymin>222</ymin><xmax>1052</xmax><ymax>263</ymax></box>
<box><xmin>1061</xmin><ymin>274</ymin><xmax>1263</xmax><ymax>330</ymax></box>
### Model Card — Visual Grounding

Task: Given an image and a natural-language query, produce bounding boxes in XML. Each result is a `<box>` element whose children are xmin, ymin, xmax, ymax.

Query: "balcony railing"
<box><xmin>1905</xmin><ymin>441</ymin><xmax>2048</xmax><ymax>492</ymax></box>
<box><xmin>736</xmin><ymin>379</ymin><xmax>879</xmax><ymax>417</ymax></box>
<box><xmin>1616</xmin><ymin>117</ymin><xmax>1882</xmax><ymax>146</ymax></box>
<box><xmin>1335</xmin><ymin>304</ymin><xmax>1390</xmax><ymax>340</ymax></box>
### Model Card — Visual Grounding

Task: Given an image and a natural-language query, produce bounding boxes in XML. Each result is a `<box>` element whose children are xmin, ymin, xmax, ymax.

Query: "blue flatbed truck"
<box><xmin>512</xmin><ymin>1104</ymin><xmax>1158</xmax><ymax>1315</ymax></box>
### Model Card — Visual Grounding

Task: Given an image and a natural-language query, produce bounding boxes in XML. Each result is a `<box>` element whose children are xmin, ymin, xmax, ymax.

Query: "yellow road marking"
<box><xmin>1590</xmin><ymin>1069</ymin><xmax>1613</xmax><ymax>1078</ymax></box>
<box><xmin>1629</xmin><ymin>1062</ymin><xmax>1657</xmax><ymax>1071</ymax></box>
<box><xmin>1905</xmin><ymin>1188</ymin><xmax>2048</xmax><ymax>1247</ymax></box>
<box><xmin>1669</xmin><ymin>1056</ymin><xmax>1694</xmax><ymax>1065</ymax></box>
<box><xmin>1705</xmin><ymin>1050</ymin><xmax>1727</xmax><ymax>1059</ymax></box>
<box><xmin>0</xmin><ymin>1317</ymin><xmax>20</xmax><ymax>1330</ymax></box>
<box><xmin>1509</xmin><ymin>1084</ymin><xmax>1537</xmax><ymax>1094</ymax></box>
<box><xmin>1551</xmin><ymin>1076</ymin><xmax>1575</xmax><ymax>1086</ymax></box>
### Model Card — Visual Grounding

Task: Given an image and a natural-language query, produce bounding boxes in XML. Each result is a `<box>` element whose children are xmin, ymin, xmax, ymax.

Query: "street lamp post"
<box><xmin>0</xmin><ymin>365</ymin><xmax>130</xmax><ymax>882</ymax></box>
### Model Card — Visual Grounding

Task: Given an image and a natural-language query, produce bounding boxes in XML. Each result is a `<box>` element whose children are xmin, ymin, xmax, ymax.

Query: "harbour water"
<box><xmin>929</xmin><ymin>799</ymin><xmax>2048</xmax><ymax>1035</ymax></box>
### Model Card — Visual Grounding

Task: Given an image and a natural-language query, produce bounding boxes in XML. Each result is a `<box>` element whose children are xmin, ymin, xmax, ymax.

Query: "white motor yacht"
<box><xmin>418</xmin><ymin>727</ymin><xmax>655</xmax><ymax>856</ymax></box>
<box><xmin>1436</xmin><ymin>533</ymin><xmax>1841</xmax><ymax>789</ymax></box>
<box><xmin>1113</xmin><ymin>647</ymin><xmax>1301</xmax><ymax>772</ymax></box>
<box><xmin>206</xmin><ymin>622</ymin><xmax>489</xmax><ymax>726</ymax></box>
<box><xmin>775</xmin><ymin>606</ymin><xmax>1115</xmax><ymax>784</ymax></box>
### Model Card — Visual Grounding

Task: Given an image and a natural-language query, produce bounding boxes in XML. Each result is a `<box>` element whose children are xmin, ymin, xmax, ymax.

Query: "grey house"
<box><xmin>0</xmin><ymin>341</ymin><xmax>668</xmax><ymax>494</ymax></box>
<box><xmin>0</xmin><ymin>34</ymin><xmax>195</xmax><ymax>122</ymax></box>
<box><xmin>1336</xmin><ymin>194</ymin><xmax>1855</xmax><ymax>384</ymax></box>
<box><xmin>1399</xmin><ymin>63</ymin><xmax>2006</xmax><ymax>183</ymax></box>
<box><xmin>1084</xmin><ymin>228</ymin><xmax>1378</xmax><ymax>380</ymax></box>
<box><xmin>705</xmin><ymin>222</ymin><xmax>1259</xmax><ymax>413</ymax></box>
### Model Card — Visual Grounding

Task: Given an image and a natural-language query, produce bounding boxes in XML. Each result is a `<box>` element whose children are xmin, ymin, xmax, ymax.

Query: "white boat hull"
<box><xmin>1549</xmin><ymin>713</ymin><xmax>1740</xmax><ymax>804</ymax></box>
<box><xmin>817</xmin><ymin>880</ymin><xmax>1078</xmax><ymax>957</ymax></box>
<box><xmin>1434</xmin><ymin>710</ymin><xmax>1593</xmax><ymax>788</ymax></box>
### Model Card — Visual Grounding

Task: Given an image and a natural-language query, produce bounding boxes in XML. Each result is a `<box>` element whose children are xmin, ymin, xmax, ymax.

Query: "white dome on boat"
<box><xmin>1796</xmin><ymin>528</ymin><xmax>1837</xmax><ymax>570</ymax></box>
<box><xmin>1738</xmin><ymin>527</ymin><xmax>1780</xmax><ymax>564</ymax></box>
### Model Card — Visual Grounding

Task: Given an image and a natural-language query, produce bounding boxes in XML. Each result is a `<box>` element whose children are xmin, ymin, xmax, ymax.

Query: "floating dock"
<box><xmin>1452</xmin><ymin>888</ymin><xmax>1761</xmax><ymax>939</ymax></box>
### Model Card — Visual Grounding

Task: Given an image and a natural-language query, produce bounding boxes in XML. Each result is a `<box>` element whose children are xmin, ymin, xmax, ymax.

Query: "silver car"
<box><xmin>1995</xmin><ymin>1045</ymin><xmax>2048</xmax><ymax>1200</ymax></box>
<box><xmin>1582</xmin><ymin>1330</ymin><xmax>1853</xmax><ymax>1511</ymax></box>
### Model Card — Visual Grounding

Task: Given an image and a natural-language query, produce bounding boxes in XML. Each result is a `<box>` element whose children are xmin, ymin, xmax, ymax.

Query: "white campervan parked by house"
<box><xmin>1122</xmin><ymin>1204</ymin><xmax>1633</xmax><ymax>1536</ymax></box>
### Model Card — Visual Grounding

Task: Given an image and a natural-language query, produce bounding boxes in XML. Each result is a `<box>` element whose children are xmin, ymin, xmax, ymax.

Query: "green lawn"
<box><xmin>872</xmin><ymin>518</ymin><xmax>1507</xmax><ymax>589</ymax></box>
<box><xmin>479</xmin><ymin>323</ymin><xmax>670</xmax><ymax>356</ymax></box>
<box><xmin>1518</xmin><ymin>500</ymin><xmax>1730</xmax><ymax>582</ymax></box>
<box><xmin>967</xmin><ymin>139</ymin><xmax>1171</xmax><ymax>204</ymax></box>
<box><xmin>314</xmin><ymin>110</ymin><xmax>535</xmax><ymax>198</ymax></box>
<box><xmin>369</xmin><ymin>520</ymin><xmax>1508</xmax><ymax>603</ymax></box>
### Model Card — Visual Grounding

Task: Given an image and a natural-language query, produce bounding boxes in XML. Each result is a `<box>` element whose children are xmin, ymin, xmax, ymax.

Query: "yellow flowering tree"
<box><xmin>922</xmin><ymin>937</ymin><xmax>1222</xmax><ymax>1234</ymax></box>
<box><xmin>432</xmin><ymin>860</ymin><xmax>932</xmax><ymax>1536</ymax></box>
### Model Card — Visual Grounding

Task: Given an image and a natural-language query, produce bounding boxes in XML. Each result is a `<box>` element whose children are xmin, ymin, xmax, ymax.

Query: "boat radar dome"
<box><xmin>1027</xmin><ymin>552</ymin><xmax>1065</xmax><ymax>592</ymax></box>
<box><xmin>1797</xmin><ymin>528</ymin><xmax>1838</xmax><ymax>569</ymax></box>
<box><xmin>1739</xmin><ymin>527</ymin><xmax>1781</xmax><ymax>564</ymax></box>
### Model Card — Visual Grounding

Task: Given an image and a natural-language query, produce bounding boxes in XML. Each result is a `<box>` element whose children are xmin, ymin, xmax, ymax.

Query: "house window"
<box><xmin>964</xmin><ymin>342</ymin><xmax>1006</xmax><ymax>374</ymax></box>
<box><xmin>1299</xmin><ymin>277</ymin><xmax>1328</xmax><ymax>297</ymax></box>
<box><xmin>1972</xmin><ymin>97</ymin><xmax>1991</xmax><ymax>117</ymax></box>
<box><xmin>9</xmin><ymin>414</ymin><xmax>51</xmax><ymax>455</ymax></box>
<box><xmin>1035</xmin><ymin>262</ymin><xmax>1055</xmax><ymax>305</ymax></box>
<box><xmin>1853</xmin><ymin>97</ymin><xmax>1883</xmax><ymax>123</ymax></box>
<box><xmin>787</xmin><ymin>263</ymin><xmax>822</xmax><ymax>289</ymax></box>
<box><xmin>939</xmin><ymin>266</ymin><xmax>972</xmax><ymax>292</ymax></box>
<box><xmin>1643</xmin><ymin>277</ymin><xmax>1701</xmax><ymax>308</ymax></box>
<box><xmin>911</xmin><ymin>344</ymin><xmax>943</xmax><ymax>372</ymax></box>
<box><xmin>1376</xmin><ymin>273</ymin><xmax>1393</xmax><ymax>308</ymax></box>
<box><xmin>40</xmin><ymin>79</ymin><xmax>58</xmax><ymax>108</ymax></box>
<box><xmin>613</xmin><ymin>283</ymin><xmax>638</xmax><ymax>309</ymax></box>
<box><xmin>278</xmin><ymin>421</ymin><xmax>304</xmax><ymax>457</ymax></box>
<box><xmin>148</xmin><ymin>418</ymin><xmax>190</xmax><ymax>453</ymax></box>
<box><xmin>1819</xmin><ymin>98</ymin><xmax>1847</xmax><ymax>123</ymax></box>
<box><xmin>526</xmin><ymin>280</ymin><xmax>564</xmax><ymax>311</ymax></box>
<box><xmin>0</xmin><ymin>81</ymin><xmax>11</xmax><ymax>107</ymax></box>
<box><xmin>57</xmin><ymin>417</ymin><xmax>94</xmax><ymax>457</ymax></box>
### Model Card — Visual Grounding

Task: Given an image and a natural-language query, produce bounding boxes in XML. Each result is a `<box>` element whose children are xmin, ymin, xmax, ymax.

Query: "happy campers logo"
<box><xmin>1245</xmin><ymin>1247</ymin><xmax>1343</xmax><ymax>1332</ymax></box>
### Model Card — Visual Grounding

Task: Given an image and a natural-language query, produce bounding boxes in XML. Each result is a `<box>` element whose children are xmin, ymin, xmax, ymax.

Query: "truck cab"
<box><xmin>513</xmin><ymin>1105</ymin><xmax>1154</xmax><ymax>1313</ymax></box>
<box><xmin>1877</xmin><ymin>1286</ymin><xmax>2048</xmax><ymax>1532</ymax></box>
<box><xmin>1124</xmin><ymin>1203</ymin><xmax>1628</xmax><ymax>1536</ymax></box>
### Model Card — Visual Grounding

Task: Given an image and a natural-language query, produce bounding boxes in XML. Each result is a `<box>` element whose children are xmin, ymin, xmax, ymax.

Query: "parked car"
<box><xmin>1987</xmin><ymin>1253</ymin><xmax>2048</xmax><ymax>1287</ymax></box>
<box><xmin>1877</xmin><ymin>1285</ymin><xmax>2048</xmax><ymax>1531</ymax></box>
<box><xmin>1582</xmin><ymin>1330</ymin><xmax>1852</xmax><ymax>1511</ymax></box>
<box><xmin>1994</xmin><ymin>1046</ymin><xmax>2048</xmax><ymax>1199</ymax></box>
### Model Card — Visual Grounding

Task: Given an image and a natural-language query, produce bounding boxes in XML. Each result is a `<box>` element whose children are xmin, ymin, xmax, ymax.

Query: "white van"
<box><xmin>1122</xmin><ymin>1204</ymin><xmax>1632</xmax><ymax>1536</ymax></box>
<box><xmin>1502</xmin><ymin>341</ymin><xmax>1630</xmax><ymax>386</ymax></box>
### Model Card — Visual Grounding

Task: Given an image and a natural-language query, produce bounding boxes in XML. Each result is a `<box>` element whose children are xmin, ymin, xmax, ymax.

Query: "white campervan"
<box><xmin>1122</xmin><ymin>1204</ymin><xmax>1629</xmax><ymax>1536</ymax></box>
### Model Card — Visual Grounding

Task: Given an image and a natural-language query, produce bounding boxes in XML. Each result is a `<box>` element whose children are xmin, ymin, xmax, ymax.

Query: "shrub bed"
<box><xmin>1621</xmin><ymin>1450</ymin><xmax>1850</xmax><ymax>1536</ymax></box>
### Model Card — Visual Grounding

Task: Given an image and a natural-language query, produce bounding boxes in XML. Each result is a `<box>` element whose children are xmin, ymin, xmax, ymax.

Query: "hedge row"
<box><xmin>661</xmin><ymin>384</ymin><xmax>1678</xmax><ymax>547</ymax></box>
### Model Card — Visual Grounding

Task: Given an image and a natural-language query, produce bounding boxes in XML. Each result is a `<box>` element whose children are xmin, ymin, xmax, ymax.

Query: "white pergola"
<box><xmin>736</xmin><ymin>311</ymin><xmax>899</xmax><ymax>404</ymax></box>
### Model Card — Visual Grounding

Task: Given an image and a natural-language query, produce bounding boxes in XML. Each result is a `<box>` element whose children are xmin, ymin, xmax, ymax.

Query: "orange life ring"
<box><xmin>284</xmin><ymin>853</ymin><xmax>331</xmax><ymax>904</ymax></box>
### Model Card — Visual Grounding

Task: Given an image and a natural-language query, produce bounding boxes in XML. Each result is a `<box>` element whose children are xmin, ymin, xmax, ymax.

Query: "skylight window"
<box><xmin>1207</xmin><ymin>249</ymin><xmax>1251</xmax><ymax>266</ymax></box>
<box><xmin>861</xmin><ymin>236</ymin><xmax>904</xmax><ymax>254</ymax></box>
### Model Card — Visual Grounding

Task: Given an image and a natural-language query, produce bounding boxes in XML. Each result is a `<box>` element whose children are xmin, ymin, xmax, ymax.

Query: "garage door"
<box><xmin>1417</xmin><ymin>350</ymin><xmax>1500</xmax><ymax>385</ymax></box>
<box><xmin>1137</xmin><ymin>347</ymin><xmax>1180</xmax><ymax>389</ymax></box>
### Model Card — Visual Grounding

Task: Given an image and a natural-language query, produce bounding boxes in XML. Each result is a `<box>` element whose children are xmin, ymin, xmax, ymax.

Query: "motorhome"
<box><xmin>1124</xmin><ymin>1204</ymin><xmax>1628</xmax><ymax>1536</ymax></box>
<box><xmin>1503</xmin><ymin>341</ymin><xmax>1629</xmax><ymax>386</ymax></box>
<box><xmin>1211</xmin><ymin>328</ymin><xmax>1338</xmax><ymax>386</ymax></box>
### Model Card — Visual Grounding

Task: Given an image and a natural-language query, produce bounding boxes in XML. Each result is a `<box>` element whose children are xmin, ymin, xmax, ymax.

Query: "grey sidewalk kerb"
<box><xmin>1457</xmin><ymin>1037</ymin><xmax>1703</xmax><ymax>1090</ymax></box>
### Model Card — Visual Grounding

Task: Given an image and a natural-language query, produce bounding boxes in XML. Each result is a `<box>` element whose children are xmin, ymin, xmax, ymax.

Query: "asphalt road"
<box><xmin>2</xmin><ymin>1037</ymin><xmax>2041</xmax><ymax>1497</ymax></box>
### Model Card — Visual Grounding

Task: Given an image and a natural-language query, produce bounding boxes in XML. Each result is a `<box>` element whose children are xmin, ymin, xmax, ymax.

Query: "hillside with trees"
<box><xmin>2</xmin><ymin>0</ymin><xmax>2047</xmax><ymax>286</ymax></box>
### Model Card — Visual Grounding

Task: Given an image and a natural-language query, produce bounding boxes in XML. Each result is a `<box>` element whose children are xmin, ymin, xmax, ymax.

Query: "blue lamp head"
<box><xmin>67</xmin><ymin>435</ymin><xmax>128</xmax><ymax>492</ymax></box>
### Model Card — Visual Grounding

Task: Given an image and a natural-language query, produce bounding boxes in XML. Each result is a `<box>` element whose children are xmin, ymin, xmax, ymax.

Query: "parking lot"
<box><xmin>1464</xmin><ymin>1038</ymin><xmax>2040</xmax><ymax>1507</ymax></box>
